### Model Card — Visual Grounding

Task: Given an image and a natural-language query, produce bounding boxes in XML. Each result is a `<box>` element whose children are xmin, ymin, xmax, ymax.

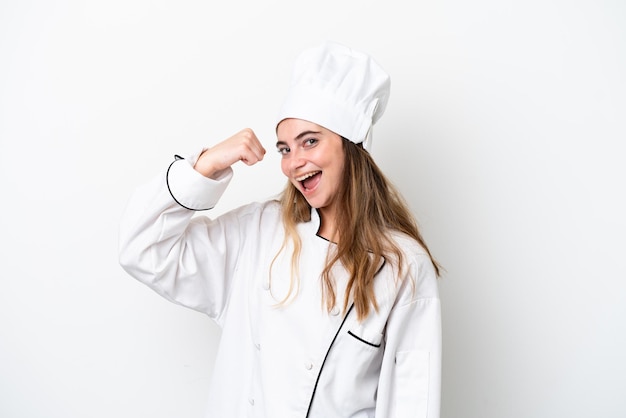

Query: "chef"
<box><xmin>119</xmin><ymin>41</ymin><xmax>442</xmax><ymax>418</ymax></box>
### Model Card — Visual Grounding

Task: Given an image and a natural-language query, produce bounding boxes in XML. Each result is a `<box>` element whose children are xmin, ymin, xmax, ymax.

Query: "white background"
<box><xmin>1</xmin><ymin>1</ymin><xmax>625</xmax><ymax>417</ymax></box>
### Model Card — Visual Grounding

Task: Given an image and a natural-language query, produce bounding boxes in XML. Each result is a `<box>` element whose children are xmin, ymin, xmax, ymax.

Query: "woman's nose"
<box><xmin>282</xmin><ymin>152</ymin><xmax>305</xmax><ymax>176</ymax></box>
<box><xmin>289</xmin><ymin>150</ymin><xmax>306</xmax><ymax>171</ymax></box>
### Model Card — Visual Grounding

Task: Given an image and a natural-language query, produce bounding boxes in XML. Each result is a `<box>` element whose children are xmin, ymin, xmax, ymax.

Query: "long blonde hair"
<box><xmin>272</xmin><ymin>139</ymin><xmax>441</xmax><ymax>320</ymax></box>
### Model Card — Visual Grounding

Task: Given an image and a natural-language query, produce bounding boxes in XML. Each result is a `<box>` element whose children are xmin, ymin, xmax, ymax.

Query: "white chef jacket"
<box><xmin>118</xmin><ymin>152</ymin><xmax>442</xmax><ymax>418</ymax></box>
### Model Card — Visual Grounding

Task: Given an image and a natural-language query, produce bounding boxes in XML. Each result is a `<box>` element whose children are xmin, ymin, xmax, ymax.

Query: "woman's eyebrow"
<box><xmin>295</xmin><ymin>130</ymin><xmax>321</xmax><ymax>140</ymax></box>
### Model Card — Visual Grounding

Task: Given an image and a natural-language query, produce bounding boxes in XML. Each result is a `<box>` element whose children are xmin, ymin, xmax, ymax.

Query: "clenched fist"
<box><xmin>194</xmin><ymin>128</ymin><xmax>267</xmax><ymax>179</ymax></box>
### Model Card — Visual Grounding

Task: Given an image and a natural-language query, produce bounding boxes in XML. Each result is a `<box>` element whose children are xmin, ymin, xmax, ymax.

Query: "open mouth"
<box><xmin>296</xmin><ymin>171</ymin><xmax>321</xmax><ymax>191</ymax></box>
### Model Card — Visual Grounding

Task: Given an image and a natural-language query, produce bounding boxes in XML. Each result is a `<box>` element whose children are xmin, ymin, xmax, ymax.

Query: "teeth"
<box><xmin>295</xmin><ymin>171</ymin><xmax>320</xmax><ymax>182</ymax></box>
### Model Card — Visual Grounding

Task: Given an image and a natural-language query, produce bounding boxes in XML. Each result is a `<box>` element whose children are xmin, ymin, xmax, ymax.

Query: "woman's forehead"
<box><xmin>276</xmin><ymin>119</ymin><xmax>335</xmax><ymax>142</ymax></box>
<box><xmin>276</xmin><ymin>118</ymin><xmax>329</xmax><ymax>141</ymax></box>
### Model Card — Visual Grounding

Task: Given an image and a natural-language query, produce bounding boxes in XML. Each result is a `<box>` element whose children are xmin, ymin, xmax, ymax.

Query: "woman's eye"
<box><xmin>277</xmin><ymin>147</ymin><xmax>290</xmax><ymax>155</ymax></box>
<box><xmin>304</xmin><ymin>138</ymin><xmax>318</xmax><ymax>147</ymax></box>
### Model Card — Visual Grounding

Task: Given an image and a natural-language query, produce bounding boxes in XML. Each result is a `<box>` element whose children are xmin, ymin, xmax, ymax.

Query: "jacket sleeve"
<box><xmin>118</xmin><ymin>152</ymin><xmax>240</xmax><ymax>321</ymax></box>
<box><xmin>376</xmin><ymin>253</ymin><xmax>442</xmax><ymax>418</ymax></box>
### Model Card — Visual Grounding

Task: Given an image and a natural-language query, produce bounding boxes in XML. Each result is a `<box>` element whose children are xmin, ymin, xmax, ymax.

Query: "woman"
<box><xmin>119</xmin><ymin>41</ymin><xmax>442</xmax><ymax>418</ymax></box>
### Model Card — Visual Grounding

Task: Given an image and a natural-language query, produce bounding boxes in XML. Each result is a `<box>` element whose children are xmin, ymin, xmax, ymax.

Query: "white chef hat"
<box><xmin>276</xmin><ymin>41</ymin><xmax>391</xmax><ymax>149</ymax></box>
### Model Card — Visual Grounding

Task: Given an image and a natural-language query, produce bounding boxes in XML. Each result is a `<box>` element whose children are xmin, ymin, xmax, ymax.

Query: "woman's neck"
<box><xmin>317</xmin><ymin>208</ymin><xmax>338</xmax><ymax>243</ymax></box>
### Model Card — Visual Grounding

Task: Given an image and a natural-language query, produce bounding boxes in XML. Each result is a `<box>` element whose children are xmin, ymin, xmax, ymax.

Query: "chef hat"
<box><xmin>276</xmin><ymin>41</ymin><xmax>391</xmax><ymax>149</ymax></box>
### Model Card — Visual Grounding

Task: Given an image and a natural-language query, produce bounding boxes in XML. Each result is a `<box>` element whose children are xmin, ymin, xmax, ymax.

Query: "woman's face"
<box><xmin>276</xmin><ymin>118</ymin><xmax>345</xmax><ymax>217</ymax></box>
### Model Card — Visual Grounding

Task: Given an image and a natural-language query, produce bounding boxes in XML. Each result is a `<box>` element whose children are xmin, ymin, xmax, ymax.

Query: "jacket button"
<box><xmin>254</xmin><ymin>342</ymin><xmax>261</xmax><ymax>350</ymax></box>
<box><xmin>305</xmin><ymin>362</ymin><xmax>313</xmax><ymax>370</ymax></box>
<box><xmin>330</xmin><ymin>306</ymin><xmax>340</xmax><ymax>316</ymax></box>
<box><xmin>248</xmin><ymin>397</ymin><xmax>255</xmax><ymax>406</ymax></box>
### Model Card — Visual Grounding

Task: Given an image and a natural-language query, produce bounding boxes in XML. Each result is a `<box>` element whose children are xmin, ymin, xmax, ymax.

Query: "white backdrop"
<box><xmin>1</xmin><ymin>1</ymin><xmax>625</xmax><ymax>417</ymax></box>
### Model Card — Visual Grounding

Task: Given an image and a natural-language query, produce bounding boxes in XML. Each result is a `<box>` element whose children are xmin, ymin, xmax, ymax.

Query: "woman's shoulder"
<box><xmin>384</xmin><ymin>230</ymin><xmax>439</xmax><ymax>296</ymax></box>
<box><xmin>387</xmin><ymin>230</ymin><xmax>430</xmax><ymax>259</ymax></box>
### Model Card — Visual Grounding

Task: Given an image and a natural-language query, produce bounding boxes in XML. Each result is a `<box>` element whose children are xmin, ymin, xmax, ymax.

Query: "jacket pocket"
<box><xmin>391</xmin><ymin>350</ymin><xmax>430</xmax><ymax>417</ymax></box>
<box><xmin>314</xmin><ymin>325</ymin><xmax>384</xmax><ymax>416</ymax></box>
<box><xmin>347</xmin><ymin>323</ymin><xmax>383</xmax><ymax>348</ymax></box>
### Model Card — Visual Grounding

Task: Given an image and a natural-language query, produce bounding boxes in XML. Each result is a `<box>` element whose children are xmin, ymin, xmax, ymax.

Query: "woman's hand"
<box><xmin>194</xmin><ymin>128</ymin><xmax>267</xmax><ymax>179</ymax></box>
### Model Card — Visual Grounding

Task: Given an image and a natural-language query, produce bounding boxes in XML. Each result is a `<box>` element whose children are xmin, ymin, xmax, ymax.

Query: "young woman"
<box><xmin>119</xmin><ymin>41</ymin><xmax>442</xmax><ymax>418</ymax></box>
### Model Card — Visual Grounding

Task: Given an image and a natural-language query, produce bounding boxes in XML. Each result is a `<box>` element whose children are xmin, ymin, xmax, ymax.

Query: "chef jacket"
<box><xmin>118</xmin><ymin>152</ymin><xmax>441</xmax><ymax>418</ymax></box>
